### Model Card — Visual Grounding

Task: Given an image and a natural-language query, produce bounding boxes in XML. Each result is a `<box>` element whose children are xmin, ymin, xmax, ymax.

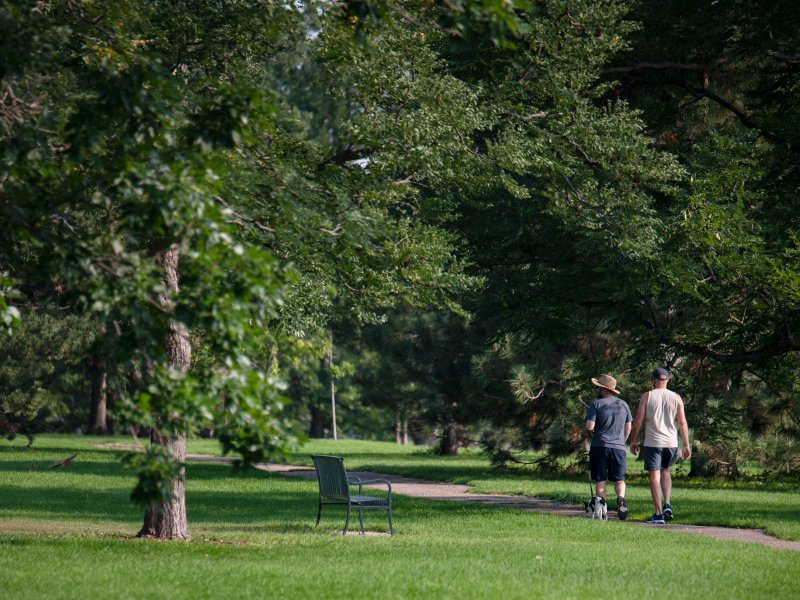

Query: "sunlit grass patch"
<box><xmin>1</xmin><ymin>435</ymin><xmax>800</xmax><ymax>599</ymax></box>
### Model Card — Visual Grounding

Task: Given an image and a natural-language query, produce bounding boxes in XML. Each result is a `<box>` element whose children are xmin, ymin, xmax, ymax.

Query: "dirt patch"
<box><xmin>0</xmin><ymin>520</ymin><xmax>127</xmax><ymax>539</ymax></box>
<box><xmin>92</xmin><ymin>442</ymin><xmax>141</xmax><ymax>451</ymax></box>
<box><xmin>186</xmin><ymin>454</ymin><xmax>313</xmax><ymax>473</ymax></box>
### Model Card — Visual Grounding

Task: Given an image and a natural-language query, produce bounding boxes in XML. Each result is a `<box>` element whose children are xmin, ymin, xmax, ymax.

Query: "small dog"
<box><xmin>585</xmin><ymin>496</ymin><xmax>608</xmax><ymax>520</ymax></box>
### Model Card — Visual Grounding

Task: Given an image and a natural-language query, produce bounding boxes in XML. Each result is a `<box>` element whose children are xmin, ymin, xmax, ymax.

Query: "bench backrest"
<box><xmin>311</xmin><ymin>454</ymin><xmax>350</xmax><ymax>501</ymax></box>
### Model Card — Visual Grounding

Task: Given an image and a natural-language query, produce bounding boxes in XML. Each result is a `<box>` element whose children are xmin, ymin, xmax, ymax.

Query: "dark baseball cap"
<box><xmin>653</xmin><ymin>367</ymin><xmax>670</xmax><ymax>380</ymax></box>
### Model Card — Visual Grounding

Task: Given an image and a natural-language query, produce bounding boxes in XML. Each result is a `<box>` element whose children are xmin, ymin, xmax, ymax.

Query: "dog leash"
<box><xmin>587</xmin><ymin>431</ymin><xmax>594</xmax><ymax>498</ymax></box>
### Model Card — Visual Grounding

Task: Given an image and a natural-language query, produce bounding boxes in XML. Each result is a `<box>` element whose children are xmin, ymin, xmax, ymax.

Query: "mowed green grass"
<box><xmin>273</xmin><ymin>438</ymin><xmax>800</xmax><ymax>541</ymax></box>
<box><xmin>0</xmin><ymin>435</ymin><xmax>798</xmax><ymax>600</ymax></box>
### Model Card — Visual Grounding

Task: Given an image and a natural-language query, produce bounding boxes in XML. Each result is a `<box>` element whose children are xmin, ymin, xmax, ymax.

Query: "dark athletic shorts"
<box><xmin>643</xmin><ymin>446</ymin><xmax>678</xmax><ymax>471</ymax></box>
<box><xmin>589</xmin><ymin>447</ymin><xmax>627</xmax><ymax>482</ymax></box>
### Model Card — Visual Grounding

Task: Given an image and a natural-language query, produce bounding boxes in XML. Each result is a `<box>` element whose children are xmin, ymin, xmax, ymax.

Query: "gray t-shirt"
<box><xmin>586</xmin><ymin>396</ymin><xmax>633</xmax><ymax>450</ymax></box>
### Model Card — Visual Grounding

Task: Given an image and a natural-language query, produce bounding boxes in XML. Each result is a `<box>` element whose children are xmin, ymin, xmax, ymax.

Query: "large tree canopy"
<box><xmin>0</xmin><ymin>0</ymin><xmax>500</xmax><ymax>537</ymax></box>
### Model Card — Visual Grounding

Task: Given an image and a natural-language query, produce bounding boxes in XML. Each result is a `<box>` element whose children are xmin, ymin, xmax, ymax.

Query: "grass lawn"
<box><xmin>1</xmin><ymin>435</ymin><xmax>799</xmax><ymax>599</ymax></box>
<box><xmin>275</xmin><ymin>439</ymin><xmax>800</xmax><ymax>542</ymax></box>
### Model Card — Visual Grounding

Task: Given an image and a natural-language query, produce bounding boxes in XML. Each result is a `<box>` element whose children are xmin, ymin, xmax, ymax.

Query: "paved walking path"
<box><xmin>186</xmin><ymin>454</ymin><xmax>800</xmax><ymax>551</ymax></box>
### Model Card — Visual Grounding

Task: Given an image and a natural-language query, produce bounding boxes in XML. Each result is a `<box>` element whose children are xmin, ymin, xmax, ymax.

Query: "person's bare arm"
<box><xmin>676</xmin><ymin>395</ymin><xmax>691</xmax><ymax>460</ymax></box>
<box><xmin>629</xmin><ymin>393</ymin><xmax>647</xmax><ymax>454</ymax></box>
<box><xmin>586</xmin><ymin>419</ymin><xmax>595</xmax><ymax>433</ymax></box>
<box><xmin>624</xmin><ymin>421</ymin><xmax>631</xmax><ymax>443</ymax></box>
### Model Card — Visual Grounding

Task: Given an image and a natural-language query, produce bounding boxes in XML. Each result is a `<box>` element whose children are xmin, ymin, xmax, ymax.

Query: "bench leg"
<box><xmin>388</xmin><ymin>507</ymin><xmax>393</xmax><ymax>535</ymax></box>
<box><xmin>315</xmin><ymin>502</ymin><xmax>322</xmax><ymax>527</ymax></box>
<box><xmin>343</xmin><ymin>504</ymin><xmax>351</xmax><ymax>535</ymax></box>
<box><xmin>359</xmin><ymin>510</ymin><xmax>364</xmax><ymax>535</ymax></box>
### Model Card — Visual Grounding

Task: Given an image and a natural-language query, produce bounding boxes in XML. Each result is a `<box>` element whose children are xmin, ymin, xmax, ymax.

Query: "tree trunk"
<box><xmin>395</xmin><ymin>411</ymin><xmax>402</xmax><ymax>444</ymax></box>
<box><xmin>689</xmin><ymin>445</ymin><xmax>740</xmax><ymax>480</ymax></box>
<box><xmin>328</xmin><ymin>332</ymin><xmax>337</xmax><ymax>441</ymax></box>
<box><xmin>438</xmin><ymin>422</ymin><xmax>459</xmax><ymax>456</ymax></box>
<box><xmin>308</xmin><ymin>402</ymin><xmax>326</xmax><ymax>438</ymax></box>
<box><xmin>138</xmin><ymin>246</ymin><xmax>192</xmax><ymax>541</ymax></box>
<box><xmin>395</xmin><ymin>411</ymin><xmax>410</xmax><ymax>445</ymax></box>
<box><xmin>88</xmin><ymin>355</ymin><xmax>108</xmax><ymax>435</ymax></box>
<box><xmin>138</xmin><ymin>433</ymin><xmax>190</xmax><ymax>540</ymax></box>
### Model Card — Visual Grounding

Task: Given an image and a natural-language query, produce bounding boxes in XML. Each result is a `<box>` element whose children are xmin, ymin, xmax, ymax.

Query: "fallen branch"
<box><xmin>49</xmin><ymin>452</ymin><xmax>79</xmax><ymax>469</ymax></box>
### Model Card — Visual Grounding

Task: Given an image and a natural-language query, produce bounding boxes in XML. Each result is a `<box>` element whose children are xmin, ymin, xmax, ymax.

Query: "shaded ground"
<box><xmin>184</xmin><ymin>454</ymin><xmax>800</xmax><ymax>552</ymax></box>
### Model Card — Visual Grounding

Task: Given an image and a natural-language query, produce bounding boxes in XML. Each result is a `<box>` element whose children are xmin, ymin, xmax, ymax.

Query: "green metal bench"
<box><xmin>311</xmin><ymin>454</ymin><xmax>393</xmax><ymax>535</ymax></box>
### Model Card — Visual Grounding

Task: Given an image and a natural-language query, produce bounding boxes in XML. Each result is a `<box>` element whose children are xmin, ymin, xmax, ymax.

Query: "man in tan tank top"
<box><xmin>629</xmin><ymin>368</ymin><xmax>691</xmax><ymax>524</ymax></box>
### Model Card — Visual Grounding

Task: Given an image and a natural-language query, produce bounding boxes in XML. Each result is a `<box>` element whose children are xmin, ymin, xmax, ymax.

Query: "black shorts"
<box><xmin>643</xmin><ymin>446</ymin><xmax>678</xmax><ymax>470</ymax></box>
<box><xmin>589</xmin><ymin>446</ymin><xmax>627</xmax><ymax>482</ymax></box>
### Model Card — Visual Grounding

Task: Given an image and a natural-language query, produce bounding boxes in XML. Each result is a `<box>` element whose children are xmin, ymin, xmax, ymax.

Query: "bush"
<box><xmin>752</xmin><ymin>434</ymin><xmax>800</xmax><ymax>477</ymax></box>
<box><xmin>0</xmin><ymin>307</ymin><xmax>95</xmax><ymax>444</ymax></box>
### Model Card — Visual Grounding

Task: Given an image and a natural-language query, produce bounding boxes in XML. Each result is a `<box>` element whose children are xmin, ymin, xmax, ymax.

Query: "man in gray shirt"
<box><xmin>586</xmin><ymin>373</ymin><xmax>633</xmax><ymax>520</ymax></box>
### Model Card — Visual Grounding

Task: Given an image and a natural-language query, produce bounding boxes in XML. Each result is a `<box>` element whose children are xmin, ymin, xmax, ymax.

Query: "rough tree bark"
<box><xmin>138</xmin><ymin>246</ymin><xmax>192</xmax><ymax>541</ymax></box>
<box><xmin>328</xmin><ymin>332</ymin><xmax>338</xmax><ymax>441</ymax></box>
<box><xmin>395</xmin><ymin>411</ymin><xmax>409</xmax><ymax>445</ymax></box>
<box><xmin>308</xmin><ymin>402</ymin><xmax>326</xmax><ymax>438</ymax></box>
<box><xmin>439</xmin><ymin>422</ymin><xmax>459</xmax><ymax>456</ymax></box>
<box><xmin>88</xmin><ymin>355</ymin><xmax>108</xmax><ymax>435</ymax></box>
<box><xmin>395</xmin><ymin>412</ymin><xmax>402</xmax><ymax>444</ymax></box>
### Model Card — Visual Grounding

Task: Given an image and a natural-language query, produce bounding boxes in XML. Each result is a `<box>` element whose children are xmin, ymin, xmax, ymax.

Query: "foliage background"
<box><xmin>2</xmin><ymin>0</ymin><xmax>800</xmax><ymax>509</ymax></box>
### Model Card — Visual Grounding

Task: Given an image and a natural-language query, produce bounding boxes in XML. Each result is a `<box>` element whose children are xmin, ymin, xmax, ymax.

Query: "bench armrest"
<box><xmin>348</xmin><ymin>477</ymin><xmax>392</xmax><ymax>498</ymax></box>
<box><xmin>347</xmin><ymin>475</ymin><xmax>363</xmax><ymax>495</ymax></box>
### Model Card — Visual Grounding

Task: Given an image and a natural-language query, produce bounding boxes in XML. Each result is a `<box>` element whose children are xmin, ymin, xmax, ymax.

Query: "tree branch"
<box><xmin>682</xmin><ymin>84</ymin><xmax>779</xmax><ymax>142</ymax></box>
<box><xmin>560</xmin><ymin>173</ymin><xmax>586</xmax><ymax>203</ymax></box>
<box><xmin>319</xmin><ymin>223</ymin><xmax>344</xmax><ymax>237</ymax></box>
<box><xmin>393</xmin><ymin>174</ymin><xmax>415</xmax><ymax>185</ymax></box>
<box><xmin>454</xmin><ymin>128</ymin><xmax>494</xmax><ymax>163</ymax></box>
<box><xmin>566</xmin><ymin>137</ymin><xmax>601</xmax><ymax>169</ymax></box>
<box><xmin>504</xmin><ymin>111</ymin><xmax>548</xmax><ymax>122</ymax></box>
<box><xmin>672</xmin><ymin>328</ymin><xmax>800</xmax><ymax>364</ymax></box>
<box><xmin>524</xmin><ymin>383</ymin><xmax>549</xmax><ymax>401</ymax></box>
<box><xmin>603</xmin><ymin>57</ymin><xmax>731</xmax><ymax>74</ymax></box>
<box><xmin>385</xmin><ymin>4</ymin><xmax>434</xmax><ymax>30</ymax></box>
<box><xmin>49</xmin><ymin>213</ymin><xmax>79</xmax><ymax>234</ymax></box>
<box><xmin>618</xmin><ymin>74</ymin><xmax>784</xmax><ymax>145</ymax></box>
<box><xmin>767</xmin><ymin>50</ymin><xmax>800</xmax><ymax>63</ymax></box>
<box><xmin>318</xmin><ymin>146</ymin><xmax>375</xmax><ymax>171</ymax></box>
<box><xmin>213</xmin><ymin>196</ymin><xmax>275</xmax><ymax>234</ymax></box>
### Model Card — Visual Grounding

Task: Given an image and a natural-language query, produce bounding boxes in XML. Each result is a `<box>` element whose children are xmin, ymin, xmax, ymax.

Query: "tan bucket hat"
<box><xmin>591</xmin><ymin>373</ymin><xmax>620</xmax><ymax>395</ymax></box>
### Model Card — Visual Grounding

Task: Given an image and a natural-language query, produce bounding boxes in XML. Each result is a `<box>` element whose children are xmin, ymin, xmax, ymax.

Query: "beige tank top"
<box><xmin>643</xmin><ymin>388</ymin><xmax>679</xmax><ymax>448</ymax></box>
